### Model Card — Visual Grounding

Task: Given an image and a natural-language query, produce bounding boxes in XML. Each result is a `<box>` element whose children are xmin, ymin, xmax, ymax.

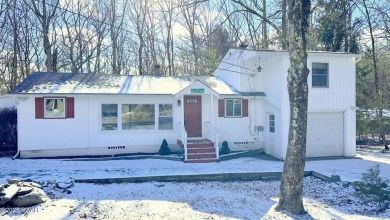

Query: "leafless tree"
<box><xmin>25</xmin><ymin>0</ymin><xmax>59</xmax><ymax>72</ymax></box>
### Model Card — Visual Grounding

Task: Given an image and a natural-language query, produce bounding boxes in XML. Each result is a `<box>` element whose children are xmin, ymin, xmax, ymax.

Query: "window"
<box><xmin>35</xmin><ymin>97</ymin><xmax>74</xmax><ymax>119</ymax></box>
<box><xmin>102</xmin><ymin>104</ymin><xmax>118</xmax><ymax>130</ymax></box>
<box><xmin>269</xmin><ymin>115</ymin><xmax>275</xmax><ymax>133</ymax></box>
<box><xmin>159</xmin><ymin>104</ymin><xmax>173</xmax><ymax>130</ymax></box>
<box><xmin>225</xmin><ymin>99</ymin><xmax>242</xmax><ymax>117</ymax></box>
<box><xmin>312</xmin><ymin>63</ymin><xmax>328</xmax><ymax>87</ymax></box>
<box><xmin>44</xmin><ymin>98</ymin><xmax>65</xmax><ymax>118</ymax></box>
<box><xmin>122</xmin><ymin>104</ymin><xmax>155</xmax><ymax>130</ymax></box>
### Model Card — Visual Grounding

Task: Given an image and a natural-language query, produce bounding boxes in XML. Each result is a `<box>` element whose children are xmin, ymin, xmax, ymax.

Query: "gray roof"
<box><xmin>11</xmin><ymin>72</ymin><xmax>240</xmax><ymax>95</ymax></box>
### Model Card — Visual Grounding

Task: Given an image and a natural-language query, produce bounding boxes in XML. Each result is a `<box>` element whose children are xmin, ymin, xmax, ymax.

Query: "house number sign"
<box><xmin>191</xmin><ymin>88</ymin><xmax>204</xmax><ymax>94</ymax></box>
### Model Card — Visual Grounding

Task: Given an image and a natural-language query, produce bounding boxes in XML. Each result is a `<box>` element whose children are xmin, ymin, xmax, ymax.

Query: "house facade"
<box><xmin>10</xmin><ymin>49</ymin><xmax>359</xmax><ymax>161</ymax></box>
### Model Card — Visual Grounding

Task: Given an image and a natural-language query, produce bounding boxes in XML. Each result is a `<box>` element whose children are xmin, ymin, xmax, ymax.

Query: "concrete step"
<box><xmin>187</xmin><ymin>147</ymin><xmax>215</xmax><ymax>154</ymax></box>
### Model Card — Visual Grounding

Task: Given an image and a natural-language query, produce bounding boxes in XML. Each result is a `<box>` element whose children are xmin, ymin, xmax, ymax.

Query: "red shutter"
<box><xmin>243</xmin><ymin>99</ymin><xmax>248</xmax><ymax>117</ymax></box>
<box><xmin>35</xmin><ymin>97</ymin><xmax>44</xmax><ymax>119</ymax></box>
<box><xmin>66</xmin><ymin>97</ymin><xmax>74</xmax><ymax>118</ymax></box>
<box><xmin>218</xmin><ymin>99</ymin><xmax>224</xmax><ymax>117</ymax></box>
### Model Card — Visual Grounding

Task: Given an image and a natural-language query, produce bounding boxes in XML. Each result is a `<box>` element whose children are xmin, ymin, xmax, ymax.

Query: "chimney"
<box><xmin>154</xmin><ymin>64</ymin><xmax>160</xmax><ymax>76</ymax></box>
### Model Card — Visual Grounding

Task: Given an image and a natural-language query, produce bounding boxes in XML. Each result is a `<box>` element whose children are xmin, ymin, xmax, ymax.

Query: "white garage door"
<box><xmin>306</xmin><ymin>112</ymin><xmax>344</xmax><ymax>157</ymax></box>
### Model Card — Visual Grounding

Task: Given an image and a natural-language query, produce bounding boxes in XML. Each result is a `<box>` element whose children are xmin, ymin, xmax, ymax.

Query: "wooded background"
<box><xmin>0</xmin><ymin>0</ymin><xmax>389</xmax><ymax>141</ymax></box>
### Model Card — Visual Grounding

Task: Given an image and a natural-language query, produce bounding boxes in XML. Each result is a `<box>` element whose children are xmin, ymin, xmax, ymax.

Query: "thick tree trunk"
<box><xmin>276</xmin><ymin>0</ymin><xmax>311</xmax><ymax>214</ymax></box>
<box><xmin>281</xmin><ymin>0</ymin><xmax>287</xmax><ymax>50</ymax></box>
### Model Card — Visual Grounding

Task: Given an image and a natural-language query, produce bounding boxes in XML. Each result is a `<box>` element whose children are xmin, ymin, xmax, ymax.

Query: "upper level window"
<box><xmin>312</xmin><ymin>63</ymin><xmax>329</xmax><ymax>87</ymax></box>
<box><xmin>44</xmin><ymin>98</ymin><xmax>65</xmax><ymax>118</ymax></box>
<box><xmin>225</xmin><ymin>99</ymin><xmax>242</xmax><ymax>117</ymax></box>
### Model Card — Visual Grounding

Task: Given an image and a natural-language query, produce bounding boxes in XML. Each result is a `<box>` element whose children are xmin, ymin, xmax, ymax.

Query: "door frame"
<box><xmin>184</xmin><ymin>95</ymin><xmax>202</xmax><ymax>138</ymax></box>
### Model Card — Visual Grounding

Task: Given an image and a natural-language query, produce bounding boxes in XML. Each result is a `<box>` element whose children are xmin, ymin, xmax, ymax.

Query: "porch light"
<box><xmin>177</xmin><ymin>99</ymin><xmax>181</xmax><ymax>106</ymax></box>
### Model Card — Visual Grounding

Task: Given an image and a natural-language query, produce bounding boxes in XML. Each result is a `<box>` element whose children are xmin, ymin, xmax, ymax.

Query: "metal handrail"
<box><xmin>215</xmin><ymin>132</ymin><xmax>219</xmax><ymax>160</ymax></box>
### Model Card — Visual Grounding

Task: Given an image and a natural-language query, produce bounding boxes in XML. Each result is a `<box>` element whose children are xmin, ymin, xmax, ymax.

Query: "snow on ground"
<box><xmin>1</xmin><ymin>150</ymin><xmax>389</xmax><ymax>219</ymax></box>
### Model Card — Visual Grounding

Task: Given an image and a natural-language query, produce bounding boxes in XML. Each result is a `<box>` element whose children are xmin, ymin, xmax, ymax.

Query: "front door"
<box><xmin>184</xmin><ymin>96</ymin><xmax>202</xmax><ymax>137</ymax></box>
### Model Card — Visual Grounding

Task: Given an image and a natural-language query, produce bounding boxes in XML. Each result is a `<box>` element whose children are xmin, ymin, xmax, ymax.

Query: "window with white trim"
<box><xmin>122</xmin><ymin>104</ymin><xmax>155</xmax><ymax>130</ymax></box>
<box><xmin>269</xmin><ymin>114</ymin><xmax>275</xmax><ymax>133</ymax></box>
<box><xmin>312</xmin><ymin>63</ymin><xmax>329</xmax><ymax>87</ymax></box>
<box><xmin>44</xmin><ymin>98</ymin><xmax>65</xmax><ymax>118</ymax></box>
<box><xmin>159</xmin><ymin>104</ymin><xmax>173</xmax><ymax>130</ymax></box>
<box><xmin>102</xmin><ymin>104</ymin><xmax>118</xmax><ymax>130</ymax></box>
<box><xmin>225</xmin><ymin>99</ymin><xmax>242</xmax><ymax>117</ymax></box>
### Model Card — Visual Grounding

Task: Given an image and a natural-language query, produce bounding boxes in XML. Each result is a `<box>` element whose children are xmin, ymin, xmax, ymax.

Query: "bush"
<box><xmin>159</xmin><ymin>139</ymin><xmax>171</xmax><ymax>155</ymax></box>
<box><xmin>355</xmin><ymin>165</ymin><xmax>390</xmax><ymax>212</ymax></box>
<box><xmin>0</xmin><ymin>107</ymin><xmax>17</xmax><ymax>150</ymax></box>
<box><xmin>220</xmin><ymin>141</ymin><xmax>230</xmax><ymax>155</ymax></box>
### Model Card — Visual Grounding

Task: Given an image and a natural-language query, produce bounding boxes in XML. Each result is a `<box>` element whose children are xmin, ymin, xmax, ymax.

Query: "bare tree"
<box><xmin>359</xmin><ymin>0</ymin><xmax>388</xmax><ymax>148</ymax></box>
<box><xmin>26</xmin><ymin>0</ymin><xmax>59</xmax><ymax>72</ymax></box>
<box><xmin>107</xmin><ymin>0</ymin><xmax>127</xmax><ymax>74</ymax></box>
<box><xmin>276</xmin><ymin>0</ymin><xmax>311</xmax><ymax>213</ymax></box>
<box><xmin>228</xmin><ymin>0</ymin><xmax>311</xmax><ymax>214</ymax></box>
<box><xmin>127</xmin><ymin>0</ymin><xmax>148</xmax><ymax>75</ymax></box>
<box><xmin>178</xmin><ymin>0</ymin><xmax>204</xmax><ymax>75</ymax></box>
<box><xmin>157</xmin><ymin>1</ymin><xmax>176</xmax><ymax>76</ymax></box>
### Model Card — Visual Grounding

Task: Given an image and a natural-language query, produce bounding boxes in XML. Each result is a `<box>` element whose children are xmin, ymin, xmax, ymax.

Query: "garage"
<box><xmin>306</xmin><ymin>112</ymin><xmax>344</xmax><ymax>157</ymax></box>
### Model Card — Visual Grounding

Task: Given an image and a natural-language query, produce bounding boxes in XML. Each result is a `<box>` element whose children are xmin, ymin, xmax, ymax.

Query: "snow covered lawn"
<box><xmin>1</xmin><ymin>150</ymin><xmax>389</xmax><ymax>219</ymax></box>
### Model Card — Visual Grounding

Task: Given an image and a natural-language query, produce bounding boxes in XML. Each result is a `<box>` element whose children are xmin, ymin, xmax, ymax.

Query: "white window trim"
<box><xmin>121</xmin><ymin>104</ymin><xmax>156</xmax><ymax>131</ymax></box>
<box><xmin>312</xmin><ymin>62</ymin><xmax>329</xmax><ymax>88</ymax></box>
<box><xmin>101</xmin><ymin>103</ymin><xmax>119</xmax><ymax>131</ymax></box>
<box><xmin>158</xmin><ymin>104</ymin><xmax>174</xmax><ymax>130</ymax></box>
<box><xmin>44</xmin><ymin>97</ymin><xmax>66</xmax><ymax>118</ymax></box>
<box><xmin>100</xmin><ymin>103</ymin><xmax>174</xmax><ymax>132</ymax></box>
<box><xmin>269</xmin><ymin>114</ymin><xmax>275</xmax><ymax>133</ymax></box>
<box><xmin>225</xmin><ymin>99</ymin><xmax>243</xmax><ymax>118</ymax></box>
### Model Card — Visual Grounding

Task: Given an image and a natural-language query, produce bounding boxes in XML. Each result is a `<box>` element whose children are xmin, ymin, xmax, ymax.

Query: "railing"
<box><xmin>178</xmin><ymin>122</ymin><xmax>188</xmax><ymax>161</ymax></box>
<box><xmin>205</xmin><ymin>121</ymin><xmax>220</xmax><ymax>160</ymax></box>
<box><xmin>215</xmin><ymin>132</ymin><xmax>219</xmax><ymax>160</ymax></box>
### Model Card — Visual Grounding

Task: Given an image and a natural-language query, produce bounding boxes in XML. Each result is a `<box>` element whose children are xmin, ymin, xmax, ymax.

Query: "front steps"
<box><xmin>186</xmin><ymin>140</ymin><xmax>218</xmax><ymax>163</ymax></box>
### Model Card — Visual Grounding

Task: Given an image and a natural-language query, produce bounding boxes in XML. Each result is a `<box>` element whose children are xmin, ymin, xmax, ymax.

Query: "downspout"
<box><xmin>12</xmin><ymin>150</ymin><xmax>20</xmax><ymax>160</ymax></box>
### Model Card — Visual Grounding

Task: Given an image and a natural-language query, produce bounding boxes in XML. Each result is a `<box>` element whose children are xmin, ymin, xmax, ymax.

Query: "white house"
<box><xmin>10</xmin><ymin>49</ymin><xmax>359</xmax><ymax>161</ymax></box>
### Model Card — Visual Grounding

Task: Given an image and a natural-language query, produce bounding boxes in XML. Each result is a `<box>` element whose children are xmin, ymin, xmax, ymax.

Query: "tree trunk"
<box><xmin>262</xmin><ymin>0</ymin><xmax>268</xmax><ymax>49</ymax></box>
<box><xmin>362</xmin><ymin>0</ymin><xmax>386</xmax><ymax>148</ymax></box>
<box><xmin>281</xmin><ymin>0</ymin><xmax>287</xmax><ymax>50</ymax></box>
<box><xmin>276</xmin><ymin>0</ymin><xmax>311</xmax><ymax>214</ymax></box>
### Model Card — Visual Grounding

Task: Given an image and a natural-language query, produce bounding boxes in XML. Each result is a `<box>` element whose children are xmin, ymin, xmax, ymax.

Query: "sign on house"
<box><xmin>191</xmin><ymin>88</ymin><xmax>204</xmax><ymax>94</ymax></box>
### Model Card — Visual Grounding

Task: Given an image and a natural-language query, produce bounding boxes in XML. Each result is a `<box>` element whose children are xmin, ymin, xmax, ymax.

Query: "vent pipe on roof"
<box><xmin>154</xmin><ymin>64</ymin><xmax>160</xmax><ymax>76</ymax></box>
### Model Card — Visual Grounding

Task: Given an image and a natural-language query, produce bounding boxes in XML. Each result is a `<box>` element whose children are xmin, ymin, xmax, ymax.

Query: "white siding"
<box><xmin>0</xmin><ymin>96</ymin><xmax>16</xmax><ymax>108</ymax></box>
<box><xmin>215</xmin><ymin>97</ymin><xmax>264</xmax><ymax>151</ymax></box>
<box><xmin>17</xmin><ymin>95</ymin><xmax>182</xmax><ymax>157</ymax></box>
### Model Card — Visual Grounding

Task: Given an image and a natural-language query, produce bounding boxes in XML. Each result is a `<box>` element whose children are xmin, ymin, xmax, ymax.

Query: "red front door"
<box><xmin>184</xmin><ymin>96</ymin><xmax>202</xmax><ymax>137</ymax></box>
